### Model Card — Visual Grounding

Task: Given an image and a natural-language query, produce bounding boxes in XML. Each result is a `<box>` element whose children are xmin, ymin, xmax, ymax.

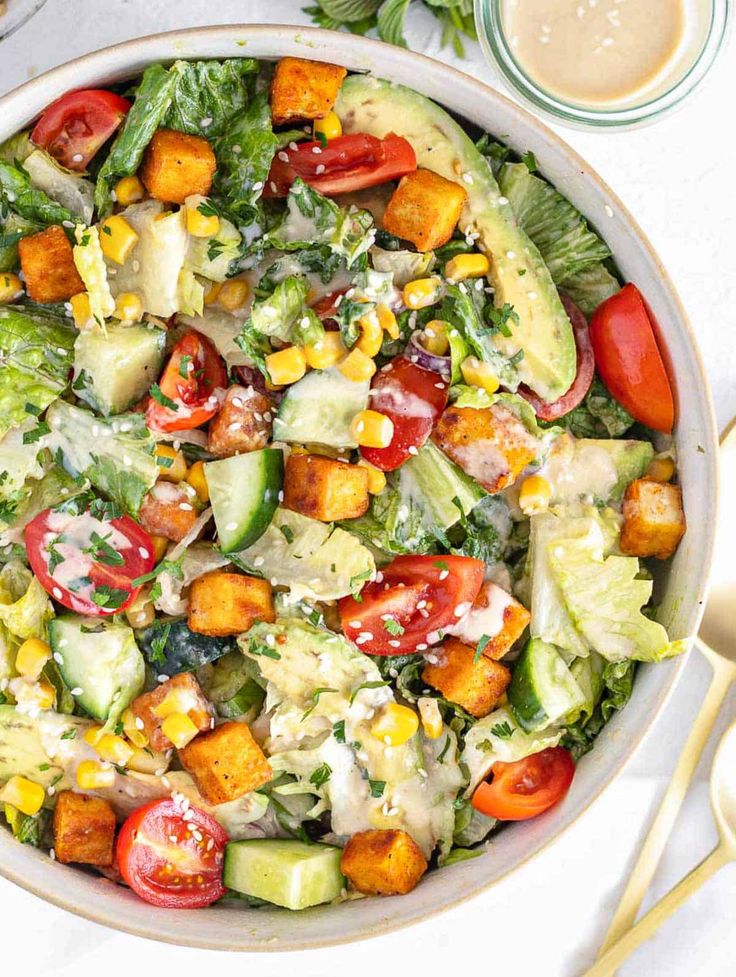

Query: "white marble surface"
<box><xmin>1</xmin><ymin>3</ymin><xmax>735</xmax><ymax>975</ymax></box>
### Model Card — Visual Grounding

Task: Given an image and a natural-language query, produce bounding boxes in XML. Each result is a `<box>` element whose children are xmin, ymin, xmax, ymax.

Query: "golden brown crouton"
<box><xmin>53</xmin><ymin>791</ymin><xmax>116</xmax><ymax>866</ymax></box>
<box><xmin>18</xmin><ymin>225</ymin><xmax>84</xmax><ymax>303</ymax></box>
<box><xmin>283</xmin><ymin>453</ymin><xmax>369</xmax><ymax>522</ymax></box>
<box><xmin>131</xmin><ymin>672</ymin><xmax>213</xmax><ymax>752</ymax></box>
<box><xmin>382</xmin><ymin>169</ymin><xmax>467</xmax><ymax>251</ymax></box>
<box><xmin>270</xmin><ymin>57</ymin><xmax>347</xmax><ymax>126</ymax></box>
<box><xmin>620</xmin><ymin>478</ymin><xmax>686</xmax><ymax>560</ymax></box>
<box><xmin>341</xmin><ymin>829</ymin><xmax>428</xmax><ymax>896</ymax></box>
<box><xmin>207</xmin><ymin>385</ymin><xmax>273</xmax><ymax>458</ymax></box>
<box><xmin>433</xmin><ymin>404</ymin><xmax>538</xmax><ymax>494</ymax></box>
<box><xmin>422</xmin><ymin>638</ymin><xmax>511</xmax><ymax>719</ymax></box>
<box><xmin>449</xmin><ymin>581</ymin><xmax>530</xmax><ymax>661</ymax></box>
<box><xmin>140</xmin><ymin>129</ymin><xmax>216</xmax><ymax>205</ymax></box>
<box><xmin>138</xmin><ymin>481</ymin><xmax>200</xmax><ymax>542</ymax></box>
<box><xmin>179</xmin><ymin>721</ymin><xmax>272</xmax><ymax>804</ymax></box>
<box><xmin>188</xmin><ymin>572</ymin><xmax>275</xmax><ymax>637</ymax></box>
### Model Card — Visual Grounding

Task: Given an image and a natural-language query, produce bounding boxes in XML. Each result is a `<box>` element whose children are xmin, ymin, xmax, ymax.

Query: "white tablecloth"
<box><xmin>1</xmin><ymin>3</ymin><xmax>735</xmax><ymax>975</ymax></box>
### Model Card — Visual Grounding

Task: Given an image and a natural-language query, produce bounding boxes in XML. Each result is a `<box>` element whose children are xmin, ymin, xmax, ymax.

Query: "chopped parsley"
<box><xmin>349</xmin><ymin>680</ymin><xmax>389</xmax><ymax>706</ymax></box>
<box><xmin>22</xmin><ymin>421</ymin><xmax>50</xmax><ymax>444</ymax></box>
<box><xmin>302</xmin><ymin>687</ymin><xmax>338</xmax><ymax>720</ymax></box>
<box><xmin>247</xmin><ymin>636</ymin><xmax>281</xmax><ymax>661</ymax></box>
<box><xmin>486</xmin><ymin>302</ymin><xmax>520</xmax><ymax>337</ymax></box>
<box><xmin>521</xmin><ymin>150</ymin><xmax>538</xmax><ymax>173</ymax></box>
<box><xmin>60</xmin><ymin>728</ymin><xmax>77</xmax><ymax>741</ymax></box>
<box><xmin>383</xmin><ymin>619</ymin><xmax>405</xmax><ymax>637</ymax></box>
<box><xmin>91</xmin><ymin>585</ymin><xmax>130</xmax><ymax>610</ymax></box>
<box><xmin>149</xmin><ymin>383</ymin><xmax>178</xmax><ymax>412</ymax></box>
<box><xmin>309</xmin><ymin>763</ymin><xmax>332</xmax><ymax>789</ymax></box>
<box><xmin>490</xmin><ymin>721</ymin><xmax>515</xmax><ymax>740</ymax></box>
<box><xmin>369</xmin><ymin>780</ymin><xmax>386</xmax><ymax>798</ymax></box>
<box><xmin>148</xmin><ymin>622</ymin><xmax>172</xmax><ymax>665</ymax></box>
<box><xmin>332</xmin><ymin>720</ymin><xmax>346</xmax><ymax>743</ymax></box>
<box><xmin>178</xmin><ymin>354</ymin><xmax>193</xmax><ymax>379</ymax></box>
<box><xmin>279</xmin><ymin>524</ymin><xmax>295</xmax><ymax>543</ymax></box>
<box><xmin>85</xmin><ymin>531</ymin><xmax>125</xmax><ymax>568</ymax></box>
<box><xmin>474</xmin><ymin>634</ymin><xmax>491</xmax><ymax>663</ymax></box>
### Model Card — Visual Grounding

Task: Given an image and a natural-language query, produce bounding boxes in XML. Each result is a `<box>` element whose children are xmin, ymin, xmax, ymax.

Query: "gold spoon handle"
<box><xmin>583</xmin><ymin>845</ymin><xmax>730</xmax><ymax>977</ymax></box>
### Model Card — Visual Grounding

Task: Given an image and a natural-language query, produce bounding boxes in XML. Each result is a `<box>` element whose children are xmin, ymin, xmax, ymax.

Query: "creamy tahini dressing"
<box><xmin>502</xmin><ymin>0</ymin><xmax>686</xmax><ymax>106</ymax></box>
<box><xmin>445</xmin><ymin>582</ymin><xmax>515</xmax><ymax>645</ymax></box>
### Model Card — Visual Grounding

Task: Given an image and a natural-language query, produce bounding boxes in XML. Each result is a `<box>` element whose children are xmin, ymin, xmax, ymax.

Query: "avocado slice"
<box><xmin>544</xmin><ymin>433</ymin><xmax>654</xmax><ymax>504</ymax></box>
<box><xmin>334</xmin><ymin>76</ymin><xmax>576</xmax><ymax>402</ymax></box>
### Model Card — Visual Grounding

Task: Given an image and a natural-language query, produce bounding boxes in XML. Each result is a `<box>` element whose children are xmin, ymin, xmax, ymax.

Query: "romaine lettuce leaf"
<box><xmin>437</xmin><ymin>283</ymin><xmax>520</xmax><ymax>388</ymax></box>
<box><xmin>0</xmin><ymin>160</ymin><xmax>76</xmax><ymax>225</ymax></box>
<box><xmin>0</xmin><ymin>211</ymin><xmax>40</xmax><ymax>272</ymax></box>
<box><xmin>185</xmin><ymin>208</ymin><xmax>242</xmax><ymax>283</ymax></box>
<box><xmin>73</xmin><ymin>225</ymin><xmax>115</xmax><ymax>324</ymax></box>
<box><xmin>560</xmin><ymin>263</ymin><xmax>621</xmax><ymax>317</ymax></box>
<box><xmin>0</xmin><ymin>466</ymin><xmax>88</xmax><ymax>546</ymax></box>
<box><xmin>178</xmin><ymin>307</ymin><xmax>251</xmax><ymax>368</ymax></box>
<box><xmin>212</xmin><ymin>90</ymin><xmax>277</xmax><ymax>221</ymax></box>
<box><xmin>0</xmin><ymin>422</ymin><xmax>46</xmax><ymax>518</ymax></box>
<box><xmin>559</xmin><ymin>376</ymin><xmax>634</xmax><ymax>439</ymax></box>
<box><xmin>162</xmin><ymin>58</ymin><xmax>258</xmax><ymax>138</ymax></box>
<box><xmin>237</xmin><ymin>275</ymin><xmax>323</xmax><ymax>371</ymax></box>
<box><xmin>0</xmin><ymin>563</ymin><xmax>52</xmax><ymax>643</ymax></box>
<box><xmin>23</xmin><ymin>150</ymin><xmax>94</xmax><ymax>223</ymax></box>
<box><xmin>370</xmin><ymin>245</ymin><xmax>435</xmax><ymax>286</ymax></box>
<box><xmin>562</xmin><ymin>657</ymin><xmax>636</xmax><ymax>760</ymax></box>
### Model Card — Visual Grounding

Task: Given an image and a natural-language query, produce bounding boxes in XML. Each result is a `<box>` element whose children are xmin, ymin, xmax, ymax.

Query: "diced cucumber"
<box><xmin>223</xmin><ymin>839</ymin><xmax>344</xmax><ymax>910</ymax></box>
<box><xmin>508</xmin><ymin>638</ymin><xmax>586</xmax><ymax>732</ymax></box>
<box><xmin>48</xmin><ymin>615</ymin><xmax>145</xmax><ymax>725</ymax></box>
<box><xmin>73</xmin><ymin>323</ymin><xmax>166</xmax><ymax>415</ymax></box>
<box><xmin>273</xmin><ymin>368</ymin><xmax>369</xmax><ymax>448</ymax></box>
<box><xmin>204</xmin><ymin>448</ymin><xmax>283</xmax><ymax>554</ymax></box>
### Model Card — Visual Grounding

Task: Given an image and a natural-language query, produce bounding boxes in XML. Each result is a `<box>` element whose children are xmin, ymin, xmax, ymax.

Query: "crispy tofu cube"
<box><xmin>52</xmin><ymin>790</ymin><xmax>116</xmax><ymax>866</ymax></box>
<box><xmin>422</xmin><ymin>638</ymin><xmax>511</xmax><ymax>719</ymax></box>
<box><xmin>341</xmin><ymin>829</ymin><xmax>427</xmax><ymax>896</ymax></box>
<box><xmin>620</xmin><ymin>478</ymin><xmax>686</xmax><ymax>560</ymax></box>
<box><xmin>270</xmin><ymin>57</ymin><xmax>347</xmax><ymax>125</ymax></box>
<box><xmin>131</xmin><ymin>673</ymin><xmax>213</xmax><ymax>752</ymax></box>
<box><xmin>179</xmin><ymin>720</ymin><xmax>272</xmax><ymax>804</ymax></box>
<box><xmin>450</xmin><ymin>582</ymin><xmax>530</xmax><ymax>660</ymax></box>
<box><xmin>188</xmin><ymin>572</ymin><xmax>275</xmax><ymax>637</ymax></box>
<box><xmin>140</xmin><ymin>129</ymin><xmax>216</xmax><ymax>205</ymax></box>
<box><xmin>382</xmin><ymin>169</ymin><xmax>467</xmax><ymax>251</ymax></box>
<box><xmin>433</xmin><ymin>404</ymin><xmax>538</xmax><ymax>493</ymax></box>
<box><xmin>283</xmin><ymin>453</ymin><xmax>369</xmax><ymax>522</ymax></box>
<box><xmin>207</xmin><ymin>385</ymin><xmax>273</xmax><ymax>457</ymax></box>
<box><xmin>18</xmin><ymin>225</ymin><xmax>84</xmax><ymax>303</ymax></box>
<box><xmin>139</xmin><ymin>482</ymin><xmax>200</xmax><ymax>542</ymax></box>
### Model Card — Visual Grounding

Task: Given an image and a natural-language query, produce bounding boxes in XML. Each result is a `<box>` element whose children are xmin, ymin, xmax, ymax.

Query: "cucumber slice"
<box><xmin>48</xmin><ymin>615</ymin><xmax>145</xmax><ymax>724</ymax></box>
<box><xmin>508</xmin><ymin>638</ymin><xmax>585</xmax><ymax>732</ymax></box>
<box><xmin>204</xmin><ymin>448</ymin><xmax>283</xmax><ymax>553</ymax></box>
<box><xmin>223</xmin><ymin>839</ymin><xmax>344</xmax><ymax>910</ymax></box>
<box><xmin>73</xmin><ymin>323</ymin><xmax>166</xmax><ymax>415</ymax></box>
<box><xmin>273</xmin><ymin>368</ymin><xmax>369</xmax><ymax>448</ymax></box>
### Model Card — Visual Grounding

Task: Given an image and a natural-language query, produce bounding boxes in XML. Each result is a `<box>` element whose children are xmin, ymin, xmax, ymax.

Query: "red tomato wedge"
<box><xmin>472</xmin><ymin>747</ymin><xmax>575</xmax><ymax>821</ymax></box>
<box><xmin>263</xmin><ymin>133</ymin><xmax>417</xmax><ymax>197</ymax></box>
<box><xmin>146</xmin><ymin>330</ymin><xmax>227</xmax><ymax>434</ymax></box>
<box><xmin>339</xmin><ymin>555</ymin><xmax>484</xmax><ymax>656</ymax></box>
<box><xmin>589</xmin><ymin>283</ymin><xmax>675</xmax><ymax>433</ymax></box>
<box><xmin>517</xmin><ymin>295</ymin><xmax>594</xmax><ymax>421</ymax></box>
<box><xmin>360</xmin><ymin>357</ymin><xmax>449</xmax><ymax>472</ymax></box>
<box><xmin>25</xmin><ymin>507</ymin><xmax>155</xmax><ymax>616</ymax></box>
<box><xmin>31</xmin><ymin>90</ymin><xmax>131</xmax><ymax>171</ymax></box>
<box><xmin>311</xmin><ymin>289</ymin><xmax>349</xmax><ymax>320</ymax></box>
<box><xmin>117</xmin><ymin>799</ymin><xmax>228</xmax><ymax>908</ymax></box>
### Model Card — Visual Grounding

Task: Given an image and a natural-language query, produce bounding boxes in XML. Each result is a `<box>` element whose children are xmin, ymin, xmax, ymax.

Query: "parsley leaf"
<box><xmin>383</xmin><ymin>619</ymin><xmax>405</xmax><ymax>636</ymax></box>
<box><xmin>369</xmin><ymin>779</ymin><xmax>386</xmax><ymax>798</ymax></box>
<box><xmin>474</xmin><ymin>634</ymin><xmax>491</xmax><ymax>664</ymax></box>
<box><xmin>149</xmin><ymin>383</ymin><xmax>178</xmax><ymax>412</ymax></box>
<box><xmin>349</xmin><ymin>680</ymin><xmax>389</xmax><ymax>706</ymax></box>
<box><xmin>490</xmin><ymin>721</ymin><xmax>515</xmax><ymax>740</ymax></box>
<box><xmin>302</xmin><ymin>686</ymin><xmax>338</xmax><ymax>720</ymax></box>
<box><xmin>309</xmin><ymin>763</ymin><xmax>332</xmax><ymax>789</ymax></box>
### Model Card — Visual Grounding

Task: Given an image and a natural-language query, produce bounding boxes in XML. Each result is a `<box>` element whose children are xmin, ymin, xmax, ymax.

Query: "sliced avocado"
<box><xmin>0</xmin><ymin>705</ymin><xmax>88</xmax><ymax>789</ymax></box>
<box><xmin>335</xmin><ymin>76</ymin><xmax>576</xmax><ymax>402</ymax></box>
<box><xmin>544</xmin><ymin>433</ymin><xmax>654</xmax><ymax>504</ymax></box>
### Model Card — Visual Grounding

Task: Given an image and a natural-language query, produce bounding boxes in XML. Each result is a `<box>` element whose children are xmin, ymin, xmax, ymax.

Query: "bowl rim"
<box><xmin>0</xmin><ymin>23</ymin><xmax>720</xmax><ymax>952</ymax></box>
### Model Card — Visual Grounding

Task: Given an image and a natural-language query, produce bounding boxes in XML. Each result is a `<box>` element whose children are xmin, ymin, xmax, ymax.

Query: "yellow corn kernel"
<box><xmin>99</xmin><ymin>215</ymin><xmax>139</xmax><ymax>265</ymax></box>
<box><xmin>445</xmin><ymin>252</ymin><xmax>491</xmax><ymax>282</ymax></box>
<box><xmin>152</xmin><ymin>688</ymin><xmax>196</xmax><ymax>720</ymax></box>
<box><xmin>33</xmin><ymin>681</ymin><xmax>56</xmax><ymax>711</ymax></box>
<box><xmin>418</xmin><ymin>697</ymin><xmax>443</xmax><ymax>739</ymax></box>
<box><xmin>83</xmin><ymin>725</ymin><xmax>105</xmax><ymax>748</ymax></box>
<box><xmin>15</xmin><ymin>638</ymin><xmax>51</xmax><ymax>681</ymax></box>
<box><xmin>371</xmin><ymin>703</ymin><xmax>419</xmax><ymax>747</ymax></box>
<box><xmin>125</xmin><ymin>587</ymin><xmax>154</xmax><ymax>629</ymax></box>
<box><xmin>338</xmin><ymin>347</ymin><xmax>376</xmax><ymax>383</ymax></box>
<box><xmin>155</xmin><ymin>444</ymin><xmax>187</xmax><ymax>483</ymax></box>
<box><xmin>460</xmin><ymin>355</ymin><xmax>500</xmax><ymax>395</ymax></box>
<box><xmin>0</xmin><ymin>272</ymin><xmax>23</xmax><ymax>304</ymax></box>
<box><xmin>114</xmin><ymin>291</ymin><xmax>144</xmax><ymax>322</ymax></box>
<box><xmin>358</xmin><ymin>458</ymin><xmax>387</xmax><ymax>494</ymax></box>
<box><xmin>0</xmin><ymin>776</ymin><xmax>45</xmax><ymax>816</ymax></box>
<box><xmin>304</xmin><ymin>331</ymin><xmax>347</xmax><ymax>370</ymax></box>
<box><xmin>76</xmin><ymin>760</ymin><xmax>115</xmax><ymax>790</ymax></box>
<box><xmin>127</xmin><ymin>747</ymin><xmax>168</xmax><ymax>775</ymax></box>
<box><xmin>350</xmin><ymin>409</ymin><xmax>394</xmax><ymax>449</ymax></box>
<box><xmin>218</xmin><ymin>278</ymin><xmax>249</xmax><ymax>311</ymax></box>
<box><xmin>186</xmin><ymin>460</ymin><xmax>210</xmax><ymax>503</ymax></box>
<box><xmin>422</xmin><ymin>319</ymin><xmax>450</xmax><ymax>356</ymax></box>
<box><xmin>203</xmin><ymin>281</ymin><xmax>222</xmax><ymax>306</ymax></box>
<box><xmin>94</xmin><ymin>734</ymin><xmax>135</xmax><ymax>766</ymax></box>
<box><xmin>376</xmin><ymin>303</ymin><xmax>399</xmax><ymax>340</ymax></box>
<box><xmin>313</xmin><ymin>110</ymin><xmax>342</xmax><ymax>141</ymax></box>
<box><xmin>70</xmin><ymin>291</ymin><xmax>93</xmax><ymax>329</ymax></box>
<box><xmin>646</xmin><ymin>457</ymin><xmax>676</xmax><ymax>483</ymax></box>
<box><xmin>356</xmin><ymin>310</ymin><xmax>384</xmax><ymax>358</ymax></box>
<box><xmin>266</xmin><ymin>345</ymin><xmax>308</xmax><ymax>386</ymax></box>
<box><xmin>185</xmin><ymin>195</ymin><xmax>220</xmax><ymax>237</ymax></box>
<box><xmin>518</xmin><ymin>474</ymin><xmax>552</xmax><ymax>516</ymax></box>
<box><xmin>161</xmin><ymin>712</ymin><xmax>200</xmax><ymax>749</ymax></box>
<box><xmin>122</xmin><ymin>708</ymin><xmax>149</xmax><ymax>749</ymax></box>
<box><xmin>114</xmin><ymin>175</ymin><xmax>145</xmax><ymax>206</ymax></box>
<box><xmin>402</xmin><ymin>277</ymin><xmax>442</xmax><ymax>310</ymax></box>
<box><xmin>150</xmin><ymin>535</ymin><xmax>170</xmax><ymax>563</ymax></box>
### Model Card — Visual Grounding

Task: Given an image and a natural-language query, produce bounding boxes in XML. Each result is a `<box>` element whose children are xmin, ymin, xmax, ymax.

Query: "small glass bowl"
<box><xmin>474</xmin><ymin>0</ymin><xmax>731</xmax><ymax>130</ymax></box>
<box><xmin>0</xmin><ymin>0</ymin><xmax>48</xmax><ymax>42</ymax></box>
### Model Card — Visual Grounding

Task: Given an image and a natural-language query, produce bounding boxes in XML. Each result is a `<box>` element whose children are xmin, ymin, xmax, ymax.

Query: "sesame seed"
<box><xmin>179</xmin><ymin>502</ymin><xmax>193</xmax><ymax>511</ymax></box>
<box><xmin>53</xmin><ymin>653</ymin><xmax>64</xmax><ymax>665</ymax></box>
<box><xmin>605</xmin><ymin>204</ymin><xmax>614</xmax><ymax>217</ymax></box>
<box><xmin>201</xmin><ymin>116</ymin><xmax>213</xmax><ymax>127</ymax></box>
<box><xmin>269</xmin><ymin>181</ymin><xmax>278</xmax><ymax>194</ymax></box>
<box><xmin>311</xmin><ymin>146</ymin><xmax>322</xmax><ymax>154</ymax></box>
<box><xmin>349</xmin><ymin>620</ymin><xmax>362</xmax><ymax>628</ymax></box>
<box><xmin>315</xmin><ymin>164</ymin><xmax>325</xmax><ymax>175</ymax></box>
<box><xmin>52</xmin><ymin>587</ymin><xmax>63</xmax><ymax>600</ymax></box>
<box><xmin>70</xmin><ymin>687</ymin><xmax>83</xmax><ymax>696</ymax></box>
<box><xmin>138</xmin><ymin>547</ymin><xmax>149</xmax><ymax>559</ymax></box>
<box><xmin>439</xmin><ymin>569</ymin><xmax>449</xmax><ymax>580</ymax></box>
<box><xmin>278</xmin><ymin>151</ymin><xmax>289</xmax><ymax>162</ymax></box>
<box><xmin>252</xmin><ymin>181</ymin><xmax>264</xmax><ymax>191</ymax></box>
<box><xmin>225</xmin><ymin>521</ymin><xmax>238</xmax><ymax>531</ymax></box>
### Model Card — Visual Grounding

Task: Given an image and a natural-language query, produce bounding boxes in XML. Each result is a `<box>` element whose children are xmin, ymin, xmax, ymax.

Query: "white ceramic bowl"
<box><xmin>0</xmin><ymin>24</ymin><xmax>719</xmax><ymax>952</ymax></box>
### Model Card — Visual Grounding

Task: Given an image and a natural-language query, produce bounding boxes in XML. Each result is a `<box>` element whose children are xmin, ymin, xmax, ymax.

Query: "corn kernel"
<box><xmin>266</xmin><ymin>345</ymin><xmax>307</xmax><ymax>386</ymax></box>
<box><xmin>70</xmin><ymin>291</ymin><xmax>93</xmax><ymax>329</ymax></box>
<box><xmin>218</xmin><ymin>278</ymin><xmax>249</xmax><ymax>311</ymax></box>
<box><xmin>0</xmin><ymin>775</ymin><xmax>45</xmax><ymax>816</ymax></box>
<box><xmin>460</xmin><ymin>356</ymin><xmax>500</xmax><ymax>395</ymax></box>
<box><xmin>204</xmin><ymin>281</ymin><xmax>222</xmax><ymax>306</ymax></box>
<box><xmin>15</xmin><ymin>638</ymin><xmax>51</xmax><ymax>681</ymax></box>
<box><xmin>161</xmin><ymin>712</ymin><xmax>200</xmax><ymax>749</ymax></box>
<box><xmin>186</xmin><ymin>460</ymin><xmax>210</xmax><ymax>503</ymax></box>
<box><xmin>304</xmin><ymin>330</ymin><xmax>347</xmax><ymax>370</ymax></box>
<box><xmin>127</xmin><ymin>747</ymin><xmax>168</xmax><ymax>775</ymax></box>
<box><xmin>371</xmin><ymin>702</ymin><xmax>419</xmax><ymax>747</ymax></box>
<box><xmin>122</xmin><ymin>708</ymin><xmax>149</xmax><ymax>749</ymax></box>
<box><xmin>646</xmin><ymin>457</ymin><xmax>676</xmax><ymax>483</ymax></box>
<box><xmin>99</xmin><ymin>215</ymin><xmax>139</xmax><ymax>266</ymax></box>
<box><xmin>422</xmin><ymin>319</ymin><xmax>450</xmax><ymax>356</ymax></box>
<box><xmin>0</xmin><ymin>272</ymin><xmax>23</xmax><ymax>304</ymax></box>
<box><xmin>358</xmin><ymin>459</ymin><xmax>387</xmax><ymax>494</ymax></box>
<box><xmin>152</xmin><ymin>688</ymin><xmax>197</xmax><ymax>720</ymax></box>
<box><xmin>313</xmin><ymin>110</ymin><xmax>342</xmax><ymax>141</ymax></box>
<box><xmin>125</xmin><ymin>587</ymin><xmax>154</xmax><ymax>629</ymax></box>
<box><xmin>76</xmin><ymin>760</ymin><xmax>115</xmax><ymax>790</ymax></box>
<box><xmin>445</xmin><ymin>252</ymin><xmax>491</xmax><ymax>282</ymax></box>
<box><xmin>338</xmin><ymin>347</ymin><xmax>376</xmax><ymax>383</ymax></box>
<box><xmin>418</xmin><ymin>697</ymin><xmax>443</xmax><ymax>739</ymax></box>
<box><xmin>114</xmin><ymin>175</ymin><xmax>145</xmax><ymax>206</ymax></box>
<box><xmin>83</xmin><ymin>725</ymin><xmax>105</xmax><ymax>748</ymax></box>
<box><xmin>185</xmin><ymin>194</ymin><xmax>220</xmax><ymax>237</ymax></box>
<box><xmin>350</xmin><ymin>409</ymin><xmax>394</xmax><ymax>449</ymax></box>
<box><xmin>114</xmin><ymin>291</ymin><xmax>144</xmax><ymax>322</ymax></box>
<box><xmin>356</xmin><ymin>311</ymin><xmax>384</xmax><ymax>358</ymax></box>
<box><xmin>518</xmin><ymin>474</ymin><xmax>552</xmax><ymax>516</ymax></box>
<box><xmin>94</xmin><ymin>734</ymin><xmax>135</xmax><ymax>766</ymax></box>
<box><xmin>150</xmin><ymin>535</ymin><xmax>170</xmax><ymax>563</ymax></box>
<box><xmin>376</xmin><ymin>303</ymin><xmax>399</xmax><ymax>340</ymax></box>
<box><xmin>33</xmin><ymin>681</ymin><xmax>56</xmax><ymax>711</ymax></box>
<box><xmin>155</xmin><ymin>444</ymin><xmax>187</xmax><ymax>483</ymax></box>
<box><xmin>402</xmin><ymin>277</ymin><xmax>443</xmax><ymax>310</ymax></box>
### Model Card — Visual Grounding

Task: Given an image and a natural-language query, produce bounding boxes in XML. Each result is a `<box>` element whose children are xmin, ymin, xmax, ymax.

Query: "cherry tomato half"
<box><xmin>146</xmin><ymin>330</ymin><xmax>227</xmax><ymax>434</ymax></box>
<box><xmin>31</xmin><ymin>90</ymin><xmax>131</xmax><ymax>171</ymax></box>
<box><xmin>472</xmin><ymin>747</ymin><xmax>575</xmax><ymax>821</ymax></box>
<box><xmin>25</xmin><ymin>507</ymin><xmax>155</xmax><ymax>616</ymax></box>
<box><xmin>589</xmin><ymin>283</ymin><xmax>674</xmax><ymax>433</ymax></box>
<box><xmin>263</xmin><ymin>133</ymin><xmax>417</xmax><ymax>197</ymax></box>
<box><xmin>360</xmin><ymin>357</ymin><xmax>449</xmax><ymax>472</ymax></box>
<box><xmin>116</xmin><ymin>799</ymin><xmax>228</xmax><ymax>908</ymax></box>
<box><xmin>339</xmin><ymin>554</ymin><xmax>485</xmax><ymax>656</ymax></box>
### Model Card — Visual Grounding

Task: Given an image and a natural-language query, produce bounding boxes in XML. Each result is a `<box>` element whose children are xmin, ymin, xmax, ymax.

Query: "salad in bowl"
<box><xmin>0</xmin><ymin>53</ymin><xmax>687</xmax><ymax>913</ymax></box>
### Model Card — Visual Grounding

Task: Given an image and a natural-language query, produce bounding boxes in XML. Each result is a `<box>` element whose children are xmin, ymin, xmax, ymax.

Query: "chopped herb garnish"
<box><xmin>114</xmin><ymin>721</ymin><xmax>124</xmax><ymax>736</ymax></box>
<box><xmin>60</xmin><ymin>728</ymin><xmax>77</xmax><ymax>741</ymax></box>
<box><xmin>349</xmin><ymin>680</ymin><xmax>389</xmax><ymax>706</ymax></box>
<box><xmin>279</xmin><ymin>524</ymin><xmax>295</xmax><ymax>543</ymax></box>
<box><xmin>38</xmin><ymin>763</ymin><xmax>51</xmax><ymax>772</ymax></box>
<box><xmin>433</xmin><ymin>560</ymin><xmax>448</xmax><ymax>572</ymax></box>
<box><xmin>91</xmin><ymin>585</ymin><xmax>129</xmax><ymax>610</ymax></box>
<box><xmin>486</xmin><ymin>302</ymin><xmax>520</xmax><ymax>337</ymax></box>
<box><xmin>149</xmin><ymin>383</ymin><xmax>178</xmax><ymax>412</ymax></box>
<box><xmin>349</xmin><ymin>569</ymin><xmax>373</xmax><ymax>597</ymax></box>
<box><xmin>314</xmin><ymin>131</ymin><xmax>328</xmax><ymax>149</ymax></box>
<box><xmin>437</xmin><ymin>735</ymin><xmax>451</xmax><ymax>764</ymax></box>
<box><xmin>72</xmin><ymin>369</ymin><xmax>91</xmax><ymax>391</ymax></box>
<box><xmin>490</xmin><ymin>721</ymin><xmax>515</xmax><ymax>740</ymax></box>
<box><xmin>474</xmin><ymin>634</ymin><xmax>491</xmax><ymax>663</ymax></box>
<box><xmin>369</xmin><ymin>779</ymin><xmax>386</xmax><ymax>798</ymax></box>
<box><xmin>22</xmin><ymin>421</ymin><xmax>50</xmax><ymax>444</ymax></box>
<box><xmin>521</xmin><ymin>150</ymin><xmax>538</xmax><ymax>173</ymax></box>
<box><xmin>85</xmin><ymin>531</ymin><xmax>125</xmax><ymax>567</ymax></box>
<box><xmin>309</xmin><ymin>763</ymin><xmax>332</xmax><ymax>789</ymax></box>
<box><xmin>197</xmin><ymin>199</ymin><xmax>219</xmax><ymax>218</ymax></box>
<box><xmin>149</xmin><ymin>622</ymin><xmax>171</xmax><ymax>665</ymax></box>
<box><xmin>383</xmin><ymin>619</ymin><xmax>405</xmax><ymax>636</ymax></box>
<box><xmin>102</xmin><ymin>224</ymin><xmax>113</xmax><ymax>236</ymax></box>
<box><xmin>508</xmin><ymin>348</ymin><xmax>525</xmax><ymax>367</ymax></box>
<box><xmin>156</xmin><ymin>454</ymin><xmax>174</xmax><ymax>469</ymax></box>
<box><xmin>302</xmin><ymin>686</ymin><xmax>338</xmax><ymax>720</ymax></box>
<box><xmin>207</xmin><ymin>239</ymin><xmax>225</xmax><ymax>262</ymax></box>
<box><xmin>24</xmin><ymin>402</ymin><xmax>41</xmax><ymax>416</ymax></box>
<box><xmin>88</xmin><ymin>498</ymin><xmax>122</xmax><ymax>521</ymax></box>
<box><xmin>332</xmin><ymin>720</ymin><xmax>346</xmax><ymax>743</ymax></box>
<box><xmin>247</xmin><ymin>637</ymin><xmax>281</xmax><ymax>661</ymax></box>
<box><xmin>178</xmin><ymin>354</ymin><xmax>192</xmax><ymax>379</ymax></box>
